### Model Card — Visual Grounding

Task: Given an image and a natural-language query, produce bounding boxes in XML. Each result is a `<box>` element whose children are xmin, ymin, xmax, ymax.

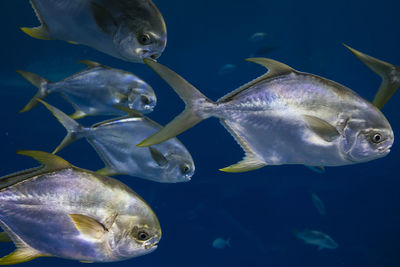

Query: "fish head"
<box><xmin>158</xmin><ymin>147</ymin><xmax>195</xmax><ymax>182</ymax></box>
<box><xmin>340</xmin><ymin>107</ymin><xmax>394</xmax><ymax>163</ymax></box>
<box><xmin>111</xmin><ymin>205</ymin><xmax>162</xmax><ymax>259</ymax></box>
<box><xmin>113</xmin><ymin>5</ymin><xmax>167</xmax><ymax>62</ymax></box>
<box><xmin>127</xmin><ymin>82</ymin><xmax>157</xmax><ymax>113</ymax></box>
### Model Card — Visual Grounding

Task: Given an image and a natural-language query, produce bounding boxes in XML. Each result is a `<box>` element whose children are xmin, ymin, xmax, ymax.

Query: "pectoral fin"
<box><xmin>90</xmin><ymin>2</ymin><xmax>118</xmax><ymax>34</ymax></box>
<box><xmin>0</xmin><ymin>248</ymin><xmax>43</xmax><ymax>265</ymax></box>
<box><xmin>149</xmin><ymin>147</ymin><xmax>168</xmax><ymax>166</ymax></box>
<box><xmin>69</xmin><ymin>214</ymin><xmax>107</xmax><ymax>240</ymax></box>
<box><xmin>303</xmin><ymin>115</ymin><xmax>340</xmax><ymax>142</ymax></box>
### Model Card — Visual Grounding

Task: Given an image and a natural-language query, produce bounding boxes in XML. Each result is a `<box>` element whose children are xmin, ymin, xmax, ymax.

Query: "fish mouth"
<box><xmin>378</xmin><ymin>145</ymin><xmax>391</xmax><ymax>155</ymax></box>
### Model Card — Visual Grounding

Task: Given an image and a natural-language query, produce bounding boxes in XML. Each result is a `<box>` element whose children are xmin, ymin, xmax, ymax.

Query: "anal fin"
<box><xmin>219</xmin><ymin>120</ymin><xmax>266</xmax><ymax>173</ymax></box>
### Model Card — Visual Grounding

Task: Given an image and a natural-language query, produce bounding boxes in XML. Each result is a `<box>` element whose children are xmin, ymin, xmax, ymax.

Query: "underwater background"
<box><xmin>0</xmin><ymin>0</ymin><xmax>400</xmax><ymax>266</ymax></box>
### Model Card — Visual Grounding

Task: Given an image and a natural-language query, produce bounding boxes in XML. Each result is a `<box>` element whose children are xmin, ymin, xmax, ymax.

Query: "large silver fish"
<box><xmin>137</xmin><ymin>58</ymin><xmax>394</xmax><ymax>172</ymax></box>
<box><xmin>296</xmin><ymin>230</ymin><xmax>338</xmax><ymax>250</ymax></box>
<box><xmin>22</xmin><ymin>0</ymin><xmax>167</xmax><ymax>62</ymax></box>
<box><xmin>0</xmin><ymin>150</ymin><xmax>161</xmax><ymax>264</ymax></box>
<box><xmin>17</xmin><ymin>60</ymin><xmax>156</xmax><ymax>118</ymax></box>
<box><xmin>40</xmin><ymin>100</ymin><xmax>194</xmax><ymax>183</ymax></box>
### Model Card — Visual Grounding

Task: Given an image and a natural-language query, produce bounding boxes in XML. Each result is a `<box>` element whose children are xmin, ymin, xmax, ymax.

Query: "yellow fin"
<box><xmin>77</xmin><ymin>60</ymin><xmax>101</xmax><ymax>68</ymax></box>
<box><xmin>0</xmin><ymin>232</ymin><xmax>12</xmax><ymax>243</ymax></box>
<box><xmin>20</xmin><ymin>26</ymin><xmax>51</xmax><ymax>40</ymax></box>
<box><xmin>67</xmin><ymin>40</ymin><xmax>79</xmax><ymax>45</ymax></box>
<box><xmin>69</xmin><ymin>110</ymin><xmax>87</xmax><ymax>120</ymax></box>
<box><xmin>96</xmin><ymin>167</ymin><xmax>119</xmax><ymax>177</ymax></box>
<box><xmin>69</xmin><ymin>214</ymin><xmax>107</xmax><ymax>240</ymax></box>
<box><xmin>0</xmin><ymin>248</ymin><xmax>42</xmax><ymax>265</ymax></box>
<box><xmin>16</xmin><ymin>150</ymin><xmax>71</xmax><ymax>171</ymax></box>
<box><xmin>80</xmin><ymin>261</ymin><xmax>94</xmax><ymax>263</ymax></box>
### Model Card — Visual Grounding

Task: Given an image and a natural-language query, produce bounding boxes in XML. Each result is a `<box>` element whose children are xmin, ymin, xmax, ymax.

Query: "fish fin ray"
<box><xmin>139</xmin><ymin>59</ymin><xmax>214</xmax><ymax>146</ymax></box>
<box><xmin>69</xmin><ymin>214</ymin><xmax>107</xmax><ymax>239</ymax></box>
<box><xmin>16</xmin><ymin>70</ymin><xmax>49</xmax><ymax>113</ymax></box>
<box><xmin>218</xmin><ymin>58</ymin><xmax>294</xmax><ymax>102</ymax></box>
<box><xmin>37</xmin><ymin>100</ymin><xmax>86</xmax><ymax>154</ymax></box>
<box><xmin>16</xmin><ymin>150</ymin><xmax>71</xmax><ymax>171</ymax></box>
<box><xmin>303</xmin><ymin>115</ymin><xmax>340</xmax><ymax>142</ymax></box>
<box><xmin>344</xmin><ymin>44</ymin><xmax>400</xmax><ymax>109</ymax></box>
<box><xmin>77</xmin><ymin>60</ymin><xmax>102</xmax><ymax>68</ymax></box>
<box><xmin>0</xmin><ymin>248</ymin><xmax>43</xmax><ymax>265</ymax></box>
<box><xmin>219</xmin><ymin>120</ymin><xmax>266</xmax><ymax>172</ymax></box>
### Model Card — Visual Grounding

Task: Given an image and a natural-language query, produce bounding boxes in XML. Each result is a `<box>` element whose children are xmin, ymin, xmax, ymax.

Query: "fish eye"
<box><xmin>138</xmin><ymin>33</ymin><xmax>151</xmax><ymax>45</ymax></box>
<box><xmin>137</xmin><ymin>230</ymin><xmax>150</xmax><ymax>241</ymax></box>
<box><xmin>141</xmin><ymin>95</ymin><xmax>151</xmax><ymax>105</ymax></box>
<box><xmin>371</xmin><ymin>133</ymin><xmax>383</xmax><ymax>143</ymax></box>
<box><xmin>181</xmin><ymin>164</ymin><xmax>191</xmax><ymax>174</ymax></box>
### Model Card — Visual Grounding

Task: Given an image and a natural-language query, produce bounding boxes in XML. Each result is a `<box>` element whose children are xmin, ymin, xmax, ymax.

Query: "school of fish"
<box><xmin>0</xmin><ymin>0</ymin><xmax>398</xmax><ymax>264</ymax></box>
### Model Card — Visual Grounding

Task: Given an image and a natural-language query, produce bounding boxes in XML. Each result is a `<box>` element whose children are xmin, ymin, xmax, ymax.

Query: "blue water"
<box><xmin>1</xmin><ymin>0</ymin><xmax>400</xmax><ymax>266</ymax></box>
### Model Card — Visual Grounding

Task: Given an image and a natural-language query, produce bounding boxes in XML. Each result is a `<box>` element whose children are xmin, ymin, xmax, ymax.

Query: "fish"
<box><xmin>296</xmin><ymin>230</ymin><xmax>338</xmax><ymax>250</ymax></box>
<box><xmin>22</xmin><ymin>0</ymin><xmax>167</xmax><ymax>62</ymax></box>
<box><xmin>16</xmin><ymin>60</ymin><xmax>156</xmax><ymax>118</ymax></box>
<box><xmin>212</xmin><ymin>238</ymin><xmax>231</xmax><ymax>249</ymax></box>
<box><xmin>218</xmin><ymin>64</ymin><xmax>237</xmax><ymax>75</ymax></box>
<box><xmin>39</xmin><ymin>100</ymin><xmax>194</xmax><ymax>183</ymax></box>
<box><xmin>249</xmin><ymin>32</ymin><xmax>267</xmax><ymax>42</ymax></box>
<box><xmin>344</xmin><ymin>44</ymin><xmax>400</xmax><ymax>109</ymax></box>
<box><xmin>0</xmin><ymin>150</ymin><xmax>161</xmax><ymax>264</ymax></box>
<box><xmin>137</xmin><ymin>58</ymin><xmax>394</xmax><ymax>172</ymax></box>
<box><xmin>311</xmin><ymin>193</ymin><xmax>326</xmax><ymax>216</ymax></box>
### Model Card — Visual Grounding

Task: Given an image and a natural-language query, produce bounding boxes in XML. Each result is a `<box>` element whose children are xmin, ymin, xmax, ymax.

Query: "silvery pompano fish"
<box><xmin>0</xmin><ymin>150</ymin><xmax>161</xmax><ymax>264</ymax></box>
<box><xmin>40</xmin><ymin>100</ymin><xmax>194</xmax><ymax>183</ymax></box>
<box><xmin>17</xmin><ymin>60</ymin><xmax>156</xmax><ymax>118</ymax></box>
<box><xmin>22</xmin><ymin>0</ymin><xmax>167</xmax><ymax>62</ymax></box>
<box><xmin>137</xmin><ymin>58</ymin><xmax>394</xmax><ymax>172</ymax></box>
<box><xmin>296</xmin><ymin>230</ymin><xmax>338</xmax><ymax>250</ymax></box>
<box><xmin>344</xmin><ymin>44</ymin><xmax>400</xmax><ymax>109</ymax></box>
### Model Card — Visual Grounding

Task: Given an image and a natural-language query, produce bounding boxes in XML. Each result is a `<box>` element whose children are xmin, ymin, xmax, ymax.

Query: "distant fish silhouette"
<box><xmin>249</xmin><ymin>32</ymin><xmax>267</xmax><ymax>42</ymax></box>
<box><xmin>311</xmin><ymin>193</ymin><xmax>326</xmax><ymax>215</ymax></box>
<box><xmin>218</xmin><ymin>64</ymin><xmax>237</xmax><ymax>75</ymax></box>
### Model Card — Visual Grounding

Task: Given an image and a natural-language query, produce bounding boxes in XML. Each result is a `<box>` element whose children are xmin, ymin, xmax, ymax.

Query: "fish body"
<box><xmin>311</xmin><ymin>193</ymin><xmax>326</xmax><ymax>215</ymax></box>
<box><xmin>17</xmin><ymin>60</ymin><xmax>156</xmax><ymax>118</ymax></box>
<box><xmin>138</xmin><ymin>58</ymin><xmax>394</xmax><ymax>172</ymax></box>
<box><xmin>23</xmin><ymin>0</ymin><xmax>167</xmax><ymax>62</ymax></box>
<box><xmin>296</xmin><ymin>230</ymin><xmax>338</xmax><ymax>250</ymax></box>
<box><xmin>0</xmin><ymin>151</ymin><xmax>161</xmax><ymax>264</ymax></box>
<box><xmin>40</xmin><ymin>101</ymin><xmax>194</xmax><ymax>183</ymax></box>
<box><xmin>212</xmin><ymin>238</ymin><xmax>230</xmax><ymax>249</ymax></box>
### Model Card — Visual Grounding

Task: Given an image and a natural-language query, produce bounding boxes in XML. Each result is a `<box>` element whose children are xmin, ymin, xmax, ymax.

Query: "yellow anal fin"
<box><xmin>219</xmin><ymin>155</ymin><xmax>266</xmax><ymax>173</ymax></box>
<box><xmin>20</xmin><ymin>26</ymin><xmax>51</xmax><ymax>40</ymax></box>
<box><xmin>0</xmin><ymin>248</ymin><xmax>42</xmax><ymax>265</ymax></box>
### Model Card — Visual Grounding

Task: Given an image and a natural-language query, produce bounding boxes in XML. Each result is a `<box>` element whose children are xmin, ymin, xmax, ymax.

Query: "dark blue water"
<box><xmin>1</xmin><ymin>0</ymin><xmax>400</xmax><ymax>266</ymax></box>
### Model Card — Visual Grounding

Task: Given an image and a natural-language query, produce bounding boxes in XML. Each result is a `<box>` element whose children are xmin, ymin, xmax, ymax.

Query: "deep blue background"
<box><xmin>1</xmin><ymin>0</ymin><xmax>400</xmax><ymax>266</ymax></box>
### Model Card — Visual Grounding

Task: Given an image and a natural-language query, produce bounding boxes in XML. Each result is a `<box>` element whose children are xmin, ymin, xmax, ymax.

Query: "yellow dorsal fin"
<box><xmin>20</xmin><ymin>26</ymin><xmax>51</xmax><ymax>40</ymax></box>
<box><xmin>77</xmin><ymin>60</ymin><xmax>102</xmax><ymax>68</ymax></box>
<box><xmin>69</xmin><ymin>214</ymin><xmax>107</xmax><ymax>240</ymax></box>
<box><xmin>0</xmin><ymin>247</ymin><xmax>43</xmax><ymax>265</ymax></box>
<box><xmin>16</xmin><ymin>150</ymin><xmax>71</xmax><ymax>171</ymax></box>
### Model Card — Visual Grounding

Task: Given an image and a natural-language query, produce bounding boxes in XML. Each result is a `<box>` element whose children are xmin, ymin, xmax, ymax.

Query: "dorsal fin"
<box><xmin>16</xmin><ymin>150</ymin><xmax>71</xmax><ymax>171</ymax></box>
<box><xmin>218</xmin><ymin>57</ymin><xmax>295</xmax><ymax>103</ymax></box>
<box><xmin>77</xmin><ymin>60</ymin><xmax>102</xmax><ymax>68</ymax></box>
<box><xmin>20</xmin><ymin>0</ymin><xmax>51</xmax><ymax>40</ymax></box>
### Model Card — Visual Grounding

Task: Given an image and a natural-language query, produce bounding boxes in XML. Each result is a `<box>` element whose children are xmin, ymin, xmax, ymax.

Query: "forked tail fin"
<box><xmin>137</xmin><ymin>59</ymin><xmax>216</xmax><ymax>147</ymax></box>
<box><xmin>16</xmin><ymin>70</ymin><xmax>50</xmax><ymax>113</ymax></box>
<box><xmin>38</xmin><ymin>100</ymin><xmax>88</xmax><ymax>154</ymax></box>
<box><xmin>344</xmin><ymin>44</ymin><xmax>400</xmax><ymax>109</ymax></box>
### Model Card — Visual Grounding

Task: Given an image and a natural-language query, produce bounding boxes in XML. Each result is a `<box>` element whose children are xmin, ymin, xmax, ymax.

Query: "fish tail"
<box><xmin>38</xmin><ymin>100</ymin><xmax>88</xmax><ymax>154</ymax></box>
<box><xmin>344</xmin><ymin>44</ymin><xmax>400</xmax><ymax>109</ymax></box>
<box><xmin>137</xmin><ymin>59</ymin><xmax>217</xmax><ymax>147</ymax></box>
<box><xmin>16</xmin><ymin>70</ymin><xmax>50</xmax><ymax>113</ymax></box>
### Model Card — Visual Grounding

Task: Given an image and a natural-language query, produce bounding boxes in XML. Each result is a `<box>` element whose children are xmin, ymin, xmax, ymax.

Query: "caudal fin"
<box><xmin>344</xmin><ymin>44</ymin><xmax>400</xmax><ymax>109</ymax></box>
<box><xmin>16</xmin><ymin>70</ymin><xmax>50</xmax><ymax>113</ymax></box>
<box><xmin>38</xmin><ymin>100</ymin><xmax>87</xmax><ymax>154</ymax></box>
<box><xmin>137</xmin><ymin>59</ymin><xmax>216</xmax><ymax>147</ymax></box>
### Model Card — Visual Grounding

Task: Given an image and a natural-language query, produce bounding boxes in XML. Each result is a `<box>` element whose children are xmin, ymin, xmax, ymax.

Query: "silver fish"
<box><xmin>344</xmin><ymin>44</ymin><xmax>400</xmax><ymax>109</ymax></box>
<box><xmin>22</xmin><ymin>0</ymin><xmax>167</xmax><ymax>62</ymax></box>
<box><xmin>17</xmin><ymin>60</ymin><xmax>156</xmax><ymax>119</ymax></box>
<box><xmin>296</xmin><ymin>230</ymin><xmax>338</xmax><ymax>250</ymax></box>
<box><xmin>212</xmin><ymin>238</ymin><xmax>231</xmax><ymax>249</ymax></box>
<box><xmin>311</xmin><ymin>193</ymin><xmax>326</xmax><ymax>216</ymax></box>
<box><xmin>137</xmin><ymin>58</ymin><xmax>394</xmax><ymax>172</ymax></box>
<box><xmin>0</xmin><ymin>150</ymin><xmax>161</xmax><ymax>264</ymax></box>
<box><xmin>40</xmin><ymin>100</ymin><xmax>194</xmax><ymax>183</ymax></box>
